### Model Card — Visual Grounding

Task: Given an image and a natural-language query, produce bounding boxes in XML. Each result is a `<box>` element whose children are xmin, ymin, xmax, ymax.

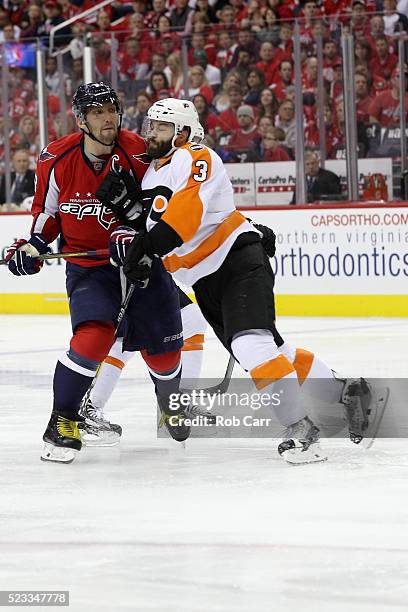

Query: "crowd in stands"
<box><xmin>0</xmin><ymin>0</ymin><xmax>408</xmax><ymax>205</ymax></box>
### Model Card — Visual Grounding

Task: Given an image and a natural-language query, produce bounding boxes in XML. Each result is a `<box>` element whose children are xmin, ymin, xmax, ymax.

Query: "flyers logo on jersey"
<box><xmin>38</xmin><ymin>147</ymin><xmax>57</xmax><ymax>163</ymax></box>
<box><xmin>141</xmin><ymin>186</ymin><xmax>173</xmax><ymax>223</ymax></box>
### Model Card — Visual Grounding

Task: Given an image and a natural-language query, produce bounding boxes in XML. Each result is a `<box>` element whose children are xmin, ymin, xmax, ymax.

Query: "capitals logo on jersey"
<box><xmin>60</xmin><ymin>192</ymin><xmax>117</xmax><ymax>230</ymax></box>
<box><xmin>38</xmin><ymin>147</ymin><xmax>57</xmax><ymax>163</ymax></box>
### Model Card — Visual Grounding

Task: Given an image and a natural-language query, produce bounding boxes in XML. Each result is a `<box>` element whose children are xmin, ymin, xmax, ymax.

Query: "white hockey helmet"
<box><xmin>146</xmin><ymin>98</ymin><xmax>204</xmax><ymax>145</ymax></box>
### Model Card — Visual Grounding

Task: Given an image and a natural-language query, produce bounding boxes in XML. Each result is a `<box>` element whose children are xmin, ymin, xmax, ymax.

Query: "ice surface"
<box><xmin>1</xmin><ymin>316</ymin><xmax>408</xmax><ymax>612</ymax></box>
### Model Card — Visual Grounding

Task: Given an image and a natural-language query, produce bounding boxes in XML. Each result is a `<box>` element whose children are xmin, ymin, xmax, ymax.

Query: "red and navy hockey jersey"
<box><xmin>31</xmin><ymin>130</ymin><xmax>150</xmax><ymax>267</ymax></box>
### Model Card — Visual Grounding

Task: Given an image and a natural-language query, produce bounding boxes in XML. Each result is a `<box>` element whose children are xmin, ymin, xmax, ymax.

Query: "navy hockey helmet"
<box><xmin>72</xmin><ymin>82</ymin><xmax>121</xmax><ymax>122</ymax></box>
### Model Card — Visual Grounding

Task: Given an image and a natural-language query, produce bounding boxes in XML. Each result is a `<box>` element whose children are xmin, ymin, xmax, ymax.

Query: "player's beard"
<box><xmin>96</xmin><ymin>125</ymin><xmax>118</xmax><ymax>146</ymax></box>
<box><xmin>146</xmin><ymin>137</ymin><xmax>173</xmax><ymax>159</ymax></box>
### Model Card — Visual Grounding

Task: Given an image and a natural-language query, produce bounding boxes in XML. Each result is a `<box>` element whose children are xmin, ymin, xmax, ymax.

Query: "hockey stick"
<box><xmin>0</xmin><ymin>248</ymin><xmax>110</xmax><ymax>265</ymax></box>
<box><xmin>181</xmin><ymin>354</ymin><xmax>236</xmax><ymax>396</ymax></box>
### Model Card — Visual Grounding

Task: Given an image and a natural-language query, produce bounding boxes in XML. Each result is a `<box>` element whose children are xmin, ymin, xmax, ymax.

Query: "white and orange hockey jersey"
<box><xmin>143</xmin><ymin>142</ymin><xmax>255</xmax><ymax>286</ymax></box>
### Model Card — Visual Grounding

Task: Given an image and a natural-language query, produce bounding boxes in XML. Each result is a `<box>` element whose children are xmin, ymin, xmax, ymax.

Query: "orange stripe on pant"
<box><xmin>250</xmin><ymin>354</ymin><xmax>296</xmax><ymax>390</ymax></box>
<box><xmin>105</xmin><ymin>355</ymin><xmax>125</xmax><ymax>369</ymax></box>
<box><xmin>182</xmin><ymin>334</ymin><xmax>204</xmax><ymax>352</ymax></box>
<box><xmin>293</xmin><ymin>348</ymin><xmax>314</xmax><ymax>384</ymax></box>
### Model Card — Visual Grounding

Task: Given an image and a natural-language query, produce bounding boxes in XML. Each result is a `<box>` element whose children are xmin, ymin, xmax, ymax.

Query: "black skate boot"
<box><xmin>78</xmin><ymin>398</ymin><xmax>122</xmax><ymax>446</ymax></box>
<box><xmin>41</xmin><ymin>412</ymin><xmax>82</xmax><ymax>464</ymax></box>
<box><xmin>278</xmin><ymin>416</ymin><xmax>327</xmax><ymax>464</ymax></box>
<box><xmin>157</xmin><ymin>395</ymin><xmax>191</xmax><ymax>443</ymax></box>
<box><xmin>341</xmin><ymin>378</ymin><xmax>372</xmax><ymax>444</ymax></box>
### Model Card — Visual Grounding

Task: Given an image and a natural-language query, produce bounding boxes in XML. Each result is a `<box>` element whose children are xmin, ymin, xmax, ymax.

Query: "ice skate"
<box><xmin>157</xmin><ymin>396</ymin><xmax>191</xmax><ymax>442</ymax></box>
<box><xmin>278</xmin><ymin>416</ymin><xmax>327</xmax><ymax>464</ymax></box>
<box><xmin>78</xmin><ymin>398</ymin><xmax>122</xmax><ymax>447</ymax></box>
<box><xmin>341</xmin><ymin>378</ymin><xmax>389</xmax><ymax>448</ymax></box>
<box><xmin>41</xmin><ymin>412</ymin><xmax>82</xmax><ymax>464</ymax></box>
<box><xmin>184</xmin><ymin>403</ymin><xmax>217</xmax><ymax>425</ymax></box>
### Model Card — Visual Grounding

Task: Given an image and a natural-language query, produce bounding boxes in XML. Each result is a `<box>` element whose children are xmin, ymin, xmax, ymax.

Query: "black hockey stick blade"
<box><xmin>181</xmin><ymin>354</ymin><xmax>235</xmax><ymax>396</ymax></box>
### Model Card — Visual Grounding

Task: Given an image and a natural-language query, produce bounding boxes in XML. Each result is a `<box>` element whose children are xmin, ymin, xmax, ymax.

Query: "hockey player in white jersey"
<box><xmin>96</xmin><ymin>98</ymin><xmax>372</xmax><ymax>464</ymax></box>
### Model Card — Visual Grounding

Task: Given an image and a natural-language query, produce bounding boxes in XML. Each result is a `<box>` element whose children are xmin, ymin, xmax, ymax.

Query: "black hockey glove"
<box><xmin>6</xmin><ymin>234</ymin><xmax>51</xmax><ymax>276</ymax></box>
<box><xmin>96</xmin><ymin>166</ymin><xmax>143</xmax><ymax>224</ymax></box>
<box><xmin>123</xmin><ymin>231</ymin><xmax>153</xmax><ymax>285</ymax></box>
<box><xmin>253</xmin><ymin>223</ymin><xmax>276</xmax><ymax>258</ymax></box>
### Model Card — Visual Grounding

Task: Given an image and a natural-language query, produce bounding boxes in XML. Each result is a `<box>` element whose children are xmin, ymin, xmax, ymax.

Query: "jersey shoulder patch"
<box><xmin>38</xmin><ymin>133</ymin><xmax>81</xmax><ymax>163</ymax></box>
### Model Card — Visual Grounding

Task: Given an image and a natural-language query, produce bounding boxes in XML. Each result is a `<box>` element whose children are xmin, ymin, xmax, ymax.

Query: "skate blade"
<box><xmin>40</xmin><ymin>442</ymin><xmax>78</xmax><ymax>464</ymax></box>
<box><xmin>358</xmin><ymin>386</ymin><xmax>390</xmax><ymax>449</ymax></box>
<box><xmin>278</xmin><ymin>440</ymin><xmax>328</xmax><ymax>465</ymax></box>
<box><xmin>80</xmin><ymin>431</ymin><xmax>121</xmax><ymax>447</ymax></box>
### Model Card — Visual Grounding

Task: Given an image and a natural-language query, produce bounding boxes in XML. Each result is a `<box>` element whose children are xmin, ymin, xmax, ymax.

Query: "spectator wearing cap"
<box><xmin>370</xmin><ymin>35</ymin><xmax>398</xmax><ymax>81</ymax></box>
<box><xmin>0</xmin><ymin>148</ymin><xmax>35</xmax><ymax>208</ymax></box>
<box><xmin>369</xmin><ymin>67</ymin><xmax>408</xmax><ymax>126</ymax></box>
<box><xmin>37</xmin><ymin>0</ymin><xmax>71</xmax><ymax>46</ymax></box>
<box><xmin>119</xmin><ymin>37</ymin><xmax>150</xmax><ymax>81</ymax></box>
<box><xmin>193</xmin><ymin>49</ymin><xmax>222</xmax><ymax>90</ymax></box>
<box><xmin>382</xmin><ymin>0</ymin><xmax>408</xmax><ymax>36</ymax></box>
<box><xmin>349</xmin><ymin>0</ymin><xmax>369</xmax><ymax>37</ymax></box>
<box><xmin>224</xmin><ymin>105</ymin><xmax>260</xmax><ymax>154</ymax></box>
<box><xmin>169</xmin><ymin>0</ymin><xmax>193</xmax><ymax>36</ymax></box>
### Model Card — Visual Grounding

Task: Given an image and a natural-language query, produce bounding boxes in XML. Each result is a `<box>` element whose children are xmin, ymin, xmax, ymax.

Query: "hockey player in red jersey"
<box><xmin>5</xmin><ymin>83</ymin><xmax>189</xmax><ymax>463</ymax></box>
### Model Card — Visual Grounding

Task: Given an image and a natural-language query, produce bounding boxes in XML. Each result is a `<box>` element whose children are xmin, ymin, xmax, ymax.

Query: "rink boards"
<box><xmin>1</xmin><ymin>204</ymin><xmax>407</xmax><ymax>316</ymax></box>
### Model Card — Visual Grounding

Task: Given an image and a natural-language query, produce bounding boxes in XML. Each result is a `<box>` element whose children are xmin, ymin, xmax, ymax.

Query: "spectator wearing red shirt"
<box><xmin>277</xmin><ymin>21</ymin><xmax>293</xmax><ymax>57</ymax></box>
<box><xmin>127</xmin><ymin>12</ymin><xmax>155</xmax><ymax>51</ymax></box>
<box><xmin>119</xmin><ymin>37</ymin><xmax>150</xmax><ymax>81</ymax></box>
<box><xmin>270</xmin><ymin>60</ymin><xmax>294</xmax><ymax>101</ymax></box>
<box><xmin>322</xmin><ymin>40</ymin><xmax>342</xmax><ymax>83</ymax></box>
<box><xmin>255</xmin><ymin>41</ymin><xmax>285</xmax><ymax>86</ymax></box>
<box><xmin>262</xmin><ymin>127</ymin><xmax>292</xmax><ymax>162</ymax></box>
<box><xmin>192</xmin><ymin>93</ymin><xmax>220</xmax><ymax>138</ymax></box>
<box><xmin>218</xmin><ymin>86</ymin><xmax>244</xmax><ymax>133</ymax></box>
<box><xmin>93</xmin><ymin>37</ymin><xmax>111</xmax><ymax>80</ymax></box>
<box><xmin>369</xmin><ymin>68</ymin><xmax>408</xmax><ymax>126</ymax></box>
<box><xmin>7</xmin><ymin>0</ymin><xmax>25</xmax><ymax>27</ymax></box>
<box><xmin>355</xmin><ymin>72</ymin><xmax>374</xmax><ymax>124</ymax></box>
<box><xmin>95</xmin><ymin>9</ymin><xmax>113</xmax><ymax>35</ymax></box>
<box><xmin>225</xmin><ymin>105</ymin><xmax>260</xmax><ymax>154</ymax></box>
<box><xmin>349</xmin><ymin>0</ymin><xmax>369</xmax><ymax>37</ymax></box>
<box><xmin>370</xmin><ymin>36</ymin><xmax>398</xmax><ymax>82</ymax></box>
<box><xmin>299</xmin><ymin>0</ymin><xmax>320</xmax><ymax>44</ymax></box>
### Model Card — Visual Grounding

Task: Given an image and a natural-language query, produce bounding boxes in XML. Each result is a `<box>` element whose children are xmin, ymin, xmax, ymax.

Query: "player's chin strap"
<box><xmin>81</xmin><ymin>114</ymin><xmax>123</xmax><ymax>148</ymax></box>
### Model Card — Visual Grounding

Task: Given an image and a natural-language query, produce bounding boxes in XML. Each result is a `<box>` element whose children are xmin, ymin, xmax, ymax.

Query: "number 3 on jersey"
<box><xmin>193</xmin><ymin>160</ymin><xmax>208</xmax><ymax>182</ymax></box>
